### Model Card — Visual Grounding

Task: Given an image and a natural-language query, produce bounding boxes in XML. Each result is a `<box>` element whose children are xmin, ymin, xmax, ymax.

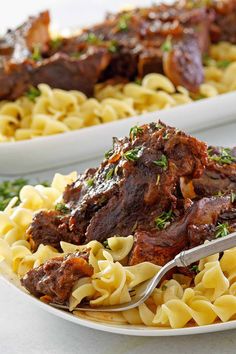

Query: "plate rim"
<box><xmin>1</xmin><ymin>91</ymin><xmax>236</xmax><ymax>148</ymax></box>
<box><xmin>1</xmin><ymin>273</ymin><xmax>236</xmax><ymax>337</ymax></box>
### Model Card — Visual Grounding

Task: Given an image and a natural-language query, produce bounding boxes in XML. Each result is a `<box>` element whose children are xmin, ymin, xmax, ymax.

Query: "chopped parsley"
<box><xmin>108</xmin><ymin>40</ymin><xmax>119</xmax><ymax>53</ymax></box>
<box><xmin>124</xmin><ymin>147</ymin><xmax>142</xmax><ymax>161</ymax></box>
<box><xmin>208</xmin><ymin>148</ymin><xmax>236</xmax><ymax>165</ymax></box>
<box><xmin>55</xmin><ymin>203</ymin><xmax>69</xmax><ymax>213</ymax></box>
<box><xmin>216</xmin><ymin>60</ymin><xmax>231</xmax><ymax>69</ymax></box>
<box><xmin>104</xmin><ymin>148</ymin><xmax>114</xmax><ymax>159</ymax></box>
<box><xmin>118</xmin><ymin>13</ymin><xmax>131</xmax><ymax>31</ymax></box>
<box><xmin>203</xmin><ymin>54</ymin><xmax>214</xmax><ymax>66</ymax></box>
<box><xmin>190</xmin><ymin>265</ymin><xmax>199</xmax><ymax>274</ymax></box>
<box><xmin>25</xmin><ymin>86</ymin><xmax>41</xmax><ymax>102</ymax></box>
<box><xmin>215</xmin><ymin>190</ymin><xmax>224</xmax><ymax>197</ymax></box>
<box><xmin>105</xmin><ymin>167</ymin><xmax>115</xmax><ymax>180</ymax></box>
<box><xmin>161</xmin><ymin>36</ymin><xmax>172</xmax><ymax>53</ymax></box>
<box><xmin>129</xmin><ymin>125</ymin><xmax>143</xmax><ymax>140</ymax></box>
<box><xmin>156</xmin><ymin>122</ymin><xmax>164</xmax><ymax>130</ymax></box>
<box><xmin>50</xmin><ymin>37</ymin><xmax>62</xmax><ymax>50</ymax></box>
<box><xmin>231</xmin><ymin>192</ymin><xmax>236</xmax><ymax>203</ymax></box>
<box><xmin>135</xmin><ymin>78</ymin><xmax>142</xmax><ymax>85</ymax></box>
<box><xmin>155</xmin><ymin>210</ymin><xmax>173</xmax><ymax>230</ymax></box>
<box><xmin>86</xmin><ymin>33</ymin><xmax>101</xmax><ymax>44</ymax></box>
<box><xmin>31</xmin><ymin>45</ymin><xmax>42</xmax><ymax>61</ymax></box>
<box><xmin>103</xmin><ymin>239</ymin><xmax>111</xmax><ymax>249</ymax></box>
<box><xmin>153</xmin><ymin>154</ymin><xmax>168</xmax><ymax>170</ymax></box>
<box><xmin>86</xmin><ymin>178</ymin><xmax>94</xmax><ymax>188</ymax></box>
<box><xmin>163</xmin><ymin>132</ymin><xmax>169</xmax><ymax>140</ymax></box>
<box><xmin>0</xmin><ymin>178</ymin><xmax>29</xmax><ymax>211</ymax></box>
<box><xmin>70</xmin><ymin>52</ymin><xmax>82</xmax><ymax>59</ymax></box>
<box><xmin>215</xmin><ymin>222</ymin><xmax>230</xmax><ymax>238</ymax></box>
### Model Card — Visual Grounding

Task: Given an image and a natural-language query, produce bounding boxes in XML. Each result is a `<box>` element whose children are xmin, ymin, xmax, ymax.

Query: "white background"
<box><xmin>1</xmin><ymin>1</ymin><xmax>236</xmax><ymax>353</ymax></box>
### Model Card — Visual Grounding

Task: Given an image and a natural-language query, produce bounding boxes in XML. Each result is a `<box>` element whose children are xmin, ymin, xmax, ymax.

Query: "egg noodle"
<box><xmin>0</xmin><ymin>42</ymin><xmax>236</xmax><ymax>143</ymax></box>
<box><xmin>1</xmin><ymin>172</ymin><xmax>236</xmax><ymax>329</ymax></box>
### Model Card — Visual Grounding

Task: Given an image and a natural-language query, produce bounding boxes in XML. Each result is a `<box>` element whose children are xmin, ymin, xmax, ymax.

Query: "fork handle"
<box><xmin>174</xmin><ymin>230</ymin><xmax>236</xmax><ymax>268</ymax></box>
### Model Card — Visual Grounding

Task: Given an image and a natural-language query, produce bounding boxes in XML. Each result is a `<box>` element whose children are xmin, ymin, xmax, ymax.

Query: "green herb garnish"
<box><xmin>86</xmin><ymin>178</ymin><xmax>94</xmax><ymax>187</ymax></box>
<box><xmin>190</xmin><ymin>265</ymin><xmax>199</xmax><ymax>274</ymax></box>
<box><xmin>156</xmin><ymin>122</ymin><xmax>164</xmax><ymax>130</ymax></box>
<box><xmin>153</xmin><ymin>154</ymin><xmax>168</xmax><ymax>170</ymax></box>
<box><xmin>105</xmin><ymin>167</ymin><xmax>115</xmax><ymax>180</ymax></box>
<box><xmin>103</xmin><ymin>239</ymin><xmax>111</xmax><ymax>249</ymax></box>
<box><xmin>129</xmin><ymin>125</ymin><xmax>143</xmax><ymax>140</ymax></box>
<box><xmin>124</xmin><ymin>147</ymin><xmax>142</xmax><ymax>161</ymax></box>
<box><xmin>31</xmin><ymin>45</ymin><xmax>42</xmax><ymax>61</ymax></box>
<box><xmin>55</xmin><ymin>203</ymin><xmax>69</xmax><ymax>213</ymax></box>
<box><xmin>208</xmin><ymin>148</ymin><xmax>236</xmax><ymax>165</ymax></box>
<box><xmin>215</xmin><ymin>190</ymin><xmax>224</xmax><ymax>197</ymax></box>
<box><xmin>25</xmin><ymin>86</ymin><xmax>41</xmax><ymax>102</ymax></box>
<box><xmin>118</xmin><ymin>13</ymin><xmax>131</xmax><ymax>31</ymax></box>
<box><xmin>215</xmin><ymin>222</ymin><xmax>230</xmax><ymax>238</ymax></box>
<box><xmin>50</xmin><ymin>37</ymin><xmax>62</xmax><ymax>50</ymax></box>
<box><xmin>231</xmin><ymin>192</ymin><xmax>236</xmax><ymax>203</ymax></box>
<box><xmin>104</xmin><ymin>148</ymin><xmax>114</xmax><ymax>159</ymax></box>
<box><xmin>203</xmin><ymin>54</ymin><xmax>215</xmax><ymax>66</ymax></box>
<box><xmin>155</xmin><ymin>210</ymin><xmax>173</xmax><ymax>230</ymax></box>
<box><xmin>161</xmin><ymin>36</ymin><xmax>172</xmax><ymax>53</ymax></box>
<box><xmin>163</xmin><ymin>132</ymin><xmax>169</xmax><ymax>140</ymax></box>
<box><xmin>86</xmin><ymin>33</ymin><xmax>101</xmax><ymax>44</ymax></box>
<box><xmin>135</xmin><ymin>78</ymin><xmax>142</xmax><ymax>85</ymax></box>
<box><xmin>161</xmin><ymin>284</ymin><xmax>167</xmax><ymax>291</ymax></box>
<box><xmin>0</xmin><ymin>178</ymin><xmax>29</xmax><ymax>211</ymax></box>
<box><xmin>70</xmin><ymin>52</ymin><xmax>82</xmax><ymax>59</ymax></box>
<box><xmin>216</xmin><ymin>60</ymin><xmax>231</xmax><ymax>69</ymax></box>
<box><xmin>108</xmin><ymin>40</ymin><xmax>119</xmax><ymax>53</ymax></box>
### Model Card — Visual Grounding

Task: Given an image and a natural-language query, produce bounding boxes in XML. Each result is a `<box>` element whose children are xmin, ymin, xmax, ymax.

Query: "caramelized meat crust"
<box><xmin>28</xmin><ymin>210</ymin><xmax>80</xmax><ymax>251</ymax></box>
<box><xmin>129</xmin><ymin>195</ymin><xmax>235</xmax><ymax>266</ymax></box>
<box><xmin>28</xmin><ymin>122</ymin><xmax>207</xmax><ymax>250</ymax></box>
<box><xmin>192</xmin><ymin>147</ymin><xmax>236</xmax><ymax>197</ymax></box>
<box><xmin>2</xmin><ymin>1</ymin><xmax>236</xmax><ymax>99</ymax></box>
<box><xmin>21</xmin><ymin>251</ymin><xmax>93</xmax><ymax>304</ymax></box>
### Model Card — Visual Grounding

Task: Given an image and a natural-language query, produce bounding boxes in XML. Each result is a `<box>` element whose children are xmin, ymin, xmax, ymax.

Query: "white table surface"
<box><xmin>1</xmin><ymin>1</ymin><xmax>236</xmax><ymax>353</ymax></box>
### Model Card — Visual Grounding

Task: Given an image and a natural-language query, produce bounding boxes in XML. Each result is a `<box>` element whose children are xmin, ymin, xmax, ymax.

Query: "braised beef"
<box><xmin>28</xmin><ymin>122</ymin><xmax>207</xmax><ymax>250</ymax></box>
<box><xmin>28</xmin><ymin>210</ymin><xmax>81</xmax><ymax>251</ymax></box>
<box><xmin>192</xmin><ymin>147</ymin><xmax>236</xmax><ymax>197</ymax></box>
<box><xmin>3</xmin><ymin>1</ymin><xmax>236</xmax><ymax>99</ymax></box>
<box><xmin>209</xmin><ymin>0</ymin><xmax>236</xmax><ymax>44</ymax></box>
<box><xmin>129</xmin><ymin>195</ymin><xmax>235</xmax><ymax>266</ymax></box>
<box><xmin>21</xmin><ymin>250</ymin><xmax>93</xmax><ymax>304</ymax></box>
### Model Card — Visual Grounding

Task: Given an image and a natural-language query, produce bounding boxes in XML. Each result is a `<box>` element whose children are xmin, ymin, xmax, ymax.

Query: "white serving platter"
<box><xmin>1</xmin><ymin>264</ymin><xmax>236</xmax><ymax>337</ymax></box>
<box><xmin>0</xmin><ymin>91</ymin><xmax>236</xmax><ymax>176</ymax></box>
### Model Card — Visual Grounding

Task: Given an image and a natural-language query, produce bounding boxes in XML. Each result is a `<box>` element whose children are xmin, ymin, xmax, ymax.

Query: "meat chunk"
<box><xmin>129</xmin><ymin>195</ymin><xmax>234</xmax><ymax>266</ymax></box>
<box><xmin>67</xmin><ymin>122</ymin><xmax>207</xmax><ymax>244</ymax></box>
<box><xmin>21</xmin><ymin>251</ymin><xmax>93</xmax><ymax>304</ymax></box>
<box><xmin>163</xmin><ymin>34</ymin><xmax>204</xmax><ymax>92</ymax></box>
<box><xmin>192</xmin><ymin>147</ymin><xmax>236</xmax><ymax>197</ymax></box>
<box><xmin>28</xmin><ymin>122</ymin><xmax>207</xmax><ymax>250</ymax></box>
<box><xmin>28</xmin><ymin>210</ymin><xmax>80</xmax><ymax>251</ymax></box>
<box><xmin>209</xmin><ymin>0</ymin><xmax>236</xmax><ymax>44</ymax></box>
<box><xmin>0</xmin><ymin>1</ymin><xmax>214</xmax><ymax>100</ymax></box>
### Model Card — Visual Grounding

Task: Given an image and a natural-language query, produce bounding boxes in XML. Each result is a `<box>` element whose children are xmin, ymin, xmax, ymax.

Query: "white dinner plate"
<box><xmin>1</xmin><ymin>91</ymin><xmax>236</xmax><ymax>176</ymax></box>
<box><xmin>1</xmin><ymin>263</ymin><xmax>236</xmax><ymax>336</ymax></box>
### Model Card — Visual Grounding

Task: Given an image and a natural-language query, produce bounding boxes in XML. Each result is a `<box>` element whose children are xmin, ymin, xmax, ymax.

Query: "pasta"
<box><xmin>1</xmin><ymin>41</ymin><xmax>236</xmax><ymax>143</ymax></box>
<box><xmin>2</xmin><ymin>173</ymin><xmax>236</xmax><ymax>329</ymax></box>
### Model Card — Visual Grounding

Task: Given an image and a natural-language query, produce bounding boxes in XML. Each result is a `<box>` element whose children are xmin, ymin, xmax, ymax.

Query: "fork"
<box><xmin>50</xmin><ymin>231</ymin><xmax>236</xmax><ymax>313</ymax></box>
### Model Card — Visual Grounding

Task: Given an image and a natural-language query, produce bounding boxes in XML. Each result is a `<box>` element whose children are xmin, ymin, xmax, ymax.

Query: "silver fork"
<box><xmin>51</xmin><ymin>231</ymin><xmax>236</xmax><ymax>313</ymax></box>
